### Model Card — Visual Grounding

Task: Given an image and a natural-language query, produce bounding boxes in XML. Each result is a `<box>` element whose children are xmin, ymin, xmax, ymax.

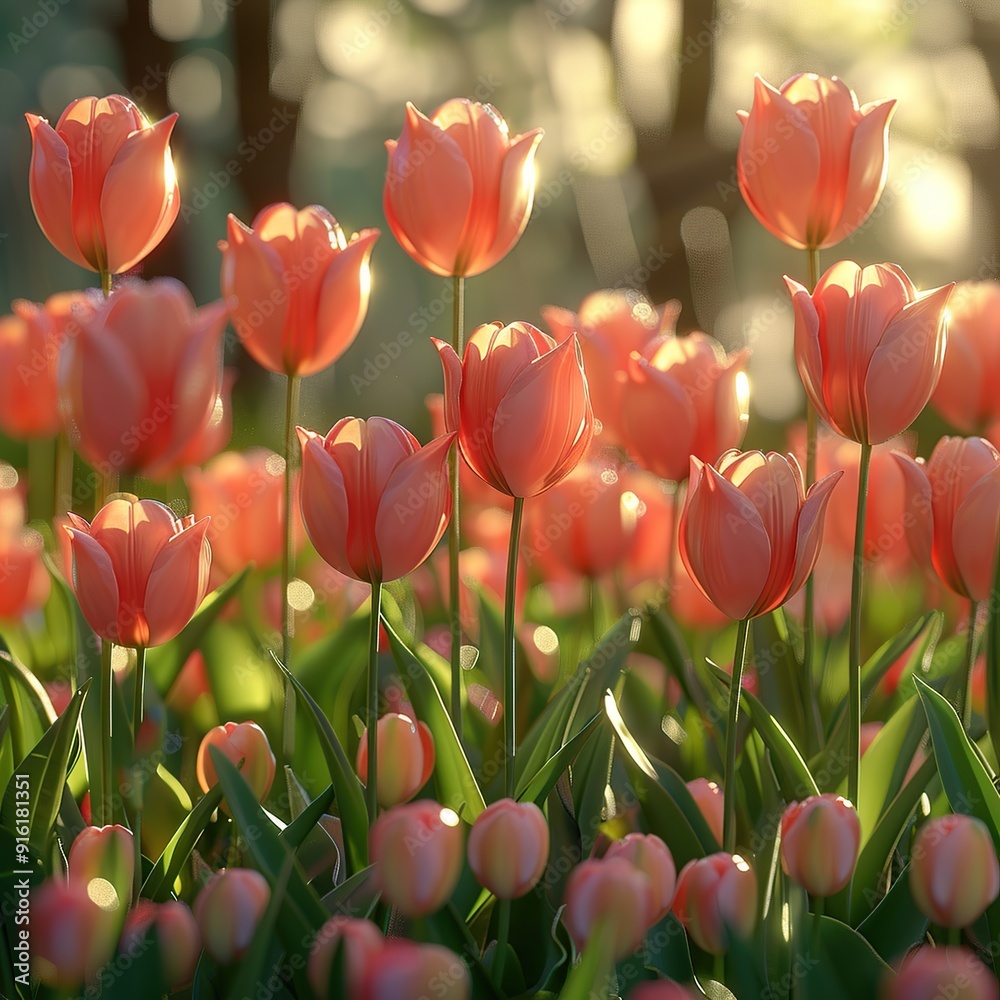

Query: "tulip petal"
<box><xmin>431</xmin><ymin>338</ymin><xmax>462</xmax><ymax>434</ymax></box>
<box><xmin>891</xmin><ymin>452</ymin><xmax>934</xmax><ymax>582</ymax></box>
<box><xmin>931</xmin><ymin>317</ymin><xmax>983</xmax><ymax>432</ymax></box>
<box><xmin>951</xmin><ymin>466</ymin><xmax>1000</xmax><ymax>602</ymax></box>
<box><xmin>143</xmin><ymin>518</ymin><xmax>211</xmax><ymax>647</ymax></box>
<box><xmin>786</xmin><ymin>275</ymin><xmax>835</xmax><ymax>431</ymax></box>
<box><xmin>65</xmin><ymin>527</ymin><xmax>120</xmax><ymax>643</ymax></box>
<box><xmin>781</xmin><ymin>470</ymin><xmax>844</xmax><ymax>609</ymax></box>
<box><xmin>298</xmin><ymin>430</ymin><xmax>358</xmax><ymax>582</ymax></box>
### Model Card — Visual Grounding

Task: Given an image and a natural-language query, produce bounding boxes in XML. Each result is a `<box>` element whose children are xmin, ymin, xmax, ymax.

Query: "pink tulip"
<box><xmin>384</xmin><ymin>99</ymin><xmax>543</xmax><ymax>278</ymax></box>
<box><xmin>605</xmin><ymin>833</ymin><xmax>677</xmax><ymax>923</ymax></box>
<box><xmin>64</xmin><ymin>495</ymin><xmax>211</xmax><ymax>648</ymax></box>
<box><xmin>894</xmin><ymin>436</ymin><xmax>1000</xmax><ymax>601</ymax></box>
<box><xmin>887</xmin><ymin>946</ymin><xmax>999</xmax><ymax>1000</ymax></box>
<box><xmin>780</xmin><ymin>794</ymin><xmax>861</xmax><ymax>897</ymax></box>
<box><xmin>737</xmin><ymin>74</ymin><xmax>895</xmax><ymax>249</ymax></box>
<box><xmin>434</xmin><ymin>321</ymin><xmax>593</xmax><ymax>498</ymax></box>
<box><xmin>672</xmin><ymin>853</ymin><xmax>757</xmax><ymax>955</ymax></box>
<box><xmin>166</xmin><ymin>367</ymin><xmax>236</xmax><ymax>473</ymax></box>
<box><xmin>355</xmin><ymin>713</ymin><xmax>435</xmax><ymax>809</ymax></box>
<box><xmin>58</xmin><ymin>278</ymin><xmax>227</xmax><ymax>479</ymax></box>
<box><xmin>27</xmin><ymin>95</ymin><xmax>180</xmax><ymax>275</ymax></box>
<box><xmin>194</xmin><ymin>868</ymin><xmax>270</xmax><ymax>963</ymax></box>
<box><xmin>68</xmin><ymin>824</ymin><xmax>135</xmax><ymax>914</ymax></box>
<box><xmin>121</xmin><ymin>900</ymin><xmax>201</xmax><ymax>990</ymax></box>
<box><xmin>786</xmin><ymin>260</ymin><xmax>952</xmax><ymax>445</ymax></box>
<box><xmin>0</xmin><ymin>520</ymin><xmax>50</xmax><ymax>621</ymax></box>
<box><xmin>679</xmin><ymin>450</ymin><xmax>842</xmax><ymax>620</ymax></box>
<box><xmin>361</xmin><ymin>939</ymin><xmax>471</xmax><ymax>1000</ymax></box>
<box><xmin>308</xmin><ymin>916</ymin><xmax>384</xmax><ymax>997</ymax></box>
<box><xmin>370</xmin><ymin>800</ymin><xmax>464</xmax><ymax>917</ymax></box>
<box><xmin>196</xmin><ymin>721</ymin><xmax>276</xmax><ymax>805</ymax></box>
<box><xmin>619</xmin><ymin>332</ymin><xmax>750</xmax><ymax>483</ymax></box>
<box><xmin>467</xmin><ymin>798</ymin><xmax>549</xmax><ymax>900</ymax></box>
<box><xmin>298</xmin><ymin>417</ymin><xmax>454</xmax><ymax>584</ymax></box>
<box><xmin>686</xmin><ymin>778</ymin><xmax>724</xmax><ymax>845</ymax></box>
<box><xmin>910</xmin><ymin>814</ymin><xmax>1000</xmax><ymax>928</ymax></box>
<box><xmin>220</xmin><ymin>203</ymin><xmax>378</xmax><ymax>377</ymax></box>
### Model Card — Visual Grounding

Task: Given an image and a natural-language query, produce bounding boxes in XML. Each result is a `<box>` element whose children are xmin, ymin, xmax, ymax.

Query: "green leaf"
<box><xmin>856</xmin><ymin>865</ymin><xmax>928</xmax><ymax>963</ymax></box>
<box><xmin>280</xmin><ymin>783</ymin><xmax>336</xmax><ymax>851</ymax></box>
<box><xmin>800</xmin><ymin>912</ymin><xmax>893</xmax><ymax>1000</ymax></box>
<box><xmin>752</xmin><ymin>610</ymin><xmax>808</xmax><ymax>751</ymax></box>
<box><xmin>101</xmin><ymin>930</ymin><xmax>166</xmax><ymax>999</ymax></box>
<box><xmin>556</xmin><ymin>922</ymin><xmax>615</xmax><ymax>1000</ymax></box>
<box><xmin>516</xmin><ymin>713</ymin><xmax>601</xmax><ymax>807</ymax></box>
<box><xmin>0</xmin><ymin>636</ymin><xmax>56</xmax><ymax>762</ymax></box>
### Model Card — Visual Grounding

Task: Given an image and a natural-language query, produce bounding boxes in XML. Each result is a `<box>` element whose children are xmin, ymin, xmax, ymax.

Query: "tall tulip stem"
<box><xmin>100</xmin><ymin>269</ymin><xmax>112</xmax><ymax>297</ymax></box>
<box><xmin>366</xmin><ymin>581</ymin><xmax>383</xmax><ymax>821</ymax></box>
<box><xmin>723</xmin><ymin>616</ymin><xmax>752</xmax><ymax>854</ymax></box>
<box><xmin>504</xmin><ymin>497</ymin><xmax>525</xmax><ymax>798</ymax></box>
<box><xmin>848</xmin><ymin>441</ymin><xmax>872</xmax><ymax>805</ymax></box>
<box><xmin>132</xmin><ymin>646</ymin><xmax>146</xmax><ymax>751</ymax></box>
<box><xmin>960</xmin><ymin>601</ymin><xmax>981</xmax><ymax>729</ymax></box>
<box><xmin>492</xmin><ymin>896</ymin><xmax>512</xmax><ymax>988</ymax></box>
<box><xmin>281</xmin><ymin>374</ymin><xmax>301</xmax><ymax>669</ymax></box>
<box><xmin>100</xmin><ymin>639</ymin><xmax>114</xmax><ymax>827</ymax></box>
<box><xmin>448</xmin><ymin>275</ymin><xmax>466</xmax><ymax>741</ymax></box>
<box><xmin>54</xmin><ymin>432</ymin><xmax>74</xmax><ymax>518</ymax></box>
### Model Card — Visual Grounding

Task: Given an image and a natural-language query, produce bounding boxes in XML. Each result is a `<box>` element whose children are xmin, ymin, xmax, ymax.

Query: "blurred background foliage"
<box><xmin>0</xmin><ymin>0</ymin><xmax>997</xmax><ymax>455</ymax></box>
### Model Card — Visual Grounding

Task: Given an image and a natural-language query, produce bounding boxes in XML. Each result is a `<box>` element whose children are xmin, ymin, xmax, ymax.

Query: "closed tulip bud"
<box><xmin>780</xmin><ymin>794</ymin><xmax>861</xmax><ymax>897</ymax></box>
<box><xmin>619</xmin><ymin>333</ymin><xmax>750</xmax><ymax>483</ymax></box>
<box><xmin>629</xmin><ymin>985</ymin><xmax>701</xmax><ymax>1000</ymax></box>
<box><xmin>370</xmin><ymin>800</ymin><xmax>464</xmax><ymax>917</ymax></box>
<box><xmin>194</xmin><ymin>868</ymin><xmax>270</xmax><ymax>963</ymax></box>
<box><xmin>910</xmin><ymin>814</ymin><xmax>1000</xmax><ymax>928</ymax></box>
<box><xmin>686</xmin><ymin>779</ymin><xmax>724</xmax><ymax>845</ymax></box>
<box><xmin>467</xmin><ymin>798</ymin><xmax>549</xmax><ymax>899</ymax></box>
<box><xmin>197</xmin><ymin>721</ymin><xmax>276</xmax><ymax>808</ymax></box>
<box><xmin>673</xmin><ymin>853</ymin><xmax>757</xmax><ymax>955</ymax></box>
<box><xmin>434</xmin><ymin>322</ymin><xmax>593</xmax><ymax>498</ymax></box>
<box><xmin>786</xmin><ymin>260</ymin><xmax>952</xmax><ymax>446</ymax></box>
<box><xmin>58</xmin><ymin>278</ymin><xmax>228</xmax><ymax>479</ymax></box>
<box><xmin>121</xmin><ymin>900</ymin><xmax>201</xmax><ymax>990</ymax></box>
<box><xmin>68</xmin><ymin>824</ymin><xmax>135</xmax><ymax>915</ymax></box>
<box><xmin>737</xmin><ymin>74</ymin><xmax>895</xmax><ymax>250</ymax></box>
<box><xmin>220</xmin><ymin>204</ymin><xmax>378</xmax><ymax>377</ymax></box>
<box><xmin>30</xmin><ymin>879</ymin><xmax>118</xmax><ymax>988</ymax></box>
<box><xmin>298</xmin><ymin>417</ymin><xmax>454</xmax><ymax>584</ymax></box>
<box><xmin>894</xmin><ymin>437</ymin><xmax>1000</xmax><ymax>602</ymax></box>
<box><xmin>356</xmin><ymin>713</ymin><xmax>435</xmax><ymax>809</ymax></box>
<box><xmin>384</xmin><ymin>99</ymin><xmax>542</xmax><ymax>278</ymax></box>
<box><xmin>886</xmin><ymin>946</ymin><xmax>999</xmax><ymax>1000</ymax></box>
<box><xmin>362</xmin><ymin>939</ymin><xmax>471</xmax><ymax>1000</ymax></box>
<box><xmin>26</xmin><ymin>95</ymin><xmax>179</xmax><ymax>275</ymax></box>
<box><xmin>604</xmin><ymin>833</ymin><xmax>677</xmax><ymax>923</ymax></box>
<box><xmin>680</xmin><ymin>450</ymin><xmax>842</xmax><ymax>621</ymax></box>
<box><xmin>308</xmin><ymin>916</ymin><xmax>384</xmax><ymax>997</ymax></box>
<box><xmin>563</xmin><ymin>857</ymin><xmax>655</xmax><ymax>960</ymax></box>
<box><xmin>64</xmin><ymin>495</ymin><xmax>211</xmax><ymax>648</ymax></box>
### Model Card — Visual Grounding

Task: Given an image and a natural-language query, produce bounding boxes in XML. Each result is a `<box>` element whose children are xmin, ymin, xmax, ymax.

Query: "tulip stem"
<box><xmin>281</xmin><ymin>373</ymin><xmax>301</xmax><ymax>671</ymax></box>
<box><xmin>54</xmin><ymin>432</ymin><xmax>74</xmax><ymax>518</ymax></box>
<box><xmin>492</xmin><ymin>897</ymin><xmax>511</xmax><ymax>989</ymax></box>
<box><xmin>848</xmin><ymin>442</ymin><xmax>872</xmax><ymax>807</ymax></box>
<box><xmin>132</xmin><ymin>646</ymin><xmax>146</xmax><ymax>751</ymax></box>
<box><xmin>100</xmin><ymin>640</ymin><xmax>114</xmax><ymax>827</ymax></box>
<box><xmin>504</xmin><ymin>497</ymin><xmax>525</xmax><ymax>799</ymax></box>
<box><xmin>723</xmin><ymin>616</ymin><xmax>751</xmax><ymax>854</ymax></box>
<box><xmin>960</xmin><ymin>601</ymin><xmax>981</xmax><ymax>729</ymax></box>
<box><xmin>448</xmin><ymin>275</ymin><xmax>466</xmax><ymax>741</ymax></box>
<box><xmin>366</xmin><ymin>581</ymin><xmax>383</xmax><ymax>822</ymax></box>
<box><xmin>100</xmin><ymin>269</ymin><xmax>112</xmax><ymax>297</ymax></box>
<box><xmin>810</xmin><ymin>895</ymin><xmax>824</xmax><ymax>965</ymax></box>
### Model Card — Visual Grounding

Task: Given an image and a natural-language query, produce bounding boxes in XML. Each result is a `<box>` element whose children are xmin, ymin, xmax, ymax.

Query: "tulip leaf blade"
<box><xmin>797</xmin><ymin>912</ymin><xmax>892</xmax><ymax>1000</ymax></box>
<box><xmin>855</xmin><ymin>863</ymin><xmax>928</xmax><ymax>964</ymax></box>
<box><xmin>556</xmin><ymin>920</ymin><xmax>616</xmax><ymax>1000</ymax></box>
<box><xmin>280</xmin><ymin>781</ymin><xmax>336</xmax><ymax>851</ymax></box>
<box><xmin>516</xmin><ymin>711</ymin><xmax>601</xmax><ymax>806</ymax></box>
<box><xmin>0</xmin><ymin>635</ymin><xmax>56</xmax><ymax>764</ymax></box>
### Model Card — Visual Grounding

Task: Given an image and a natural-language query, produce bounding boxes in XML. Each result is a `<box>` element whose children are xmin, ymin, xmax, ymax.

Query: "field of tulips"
<box><xmin>3</xmin><ymin>60</ymin><xmax>1000</xmax><ymax>1000</ymax></box>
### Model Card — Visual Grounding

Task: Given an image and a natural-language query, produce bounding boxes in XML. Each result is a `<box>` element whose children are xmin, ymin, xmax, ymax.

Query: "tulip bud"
<box><xmin>362</xmin><ymin>939</ymin><xmax>471</xmax><ymax>1000</ymax></box>
<box><xmin>686</xmin><ymin>779</ymin><xmax>724</xmax><ymax>845</ymax></box>
<box><xmin>194</xmin><ymin>868</ymin><xmax>270</xmax><ymax>963</ymax></box>
<box><xmin>356</xmin><ymin>713</ymin><xmax>435</xmax><ymax>809</ymax></box>
<box><xmin>121</xmin><ymin>900</ymin><xmax>201</xmax><ymax>990</ymax></box>
<box><xmin>910</xmin><ymin>815</ymin><xmax>1000</xmax><ymax>927</ymax></box>
<box><xmin>196</xmin><ymin>721</ymin><xmax>276</xmax><ymax>810</ymax></box>
<box><xmin>370</xmin><ymin>800</ymin><xmax>464</xmax><ymax>917</ymax></box>
<box><xmin>886</xmin><ymin>945</ymin><xmax>999</xmax><ymax>1000</ymax></box>
<box><xmin>307</xmin><ymin>916</ymin><xmax>384</xmax><ymax>997</ymax></box>
<box><xmin>467</xmin><ymin>798</ymin><xmax>549</xmax><ymax>900</ymax></box>
<box><xmin>630</xmin><ymin>984</ymin><xmax>702</xmax><ymax>1000</ymax></box>
<box><xmin>604</xmin><ymin>833</ymin><xmax>677</xmax><ymax>923</ymax></box>
<box><xmin>563</xmin><ymin>857</ymin><xmax>655</xmax><ymax>960</ymax></box>
<box><xmin>68</xmin><ymin>824</ymin><xmax>135</xmax><ymax>917</ymax></box>
<box><xmin>672</xmin><ymin>853</ymin><xmax>757</xmax><ymax>955</ymax></box>
<box><xmin>780</xmin><ymin>794</ymin><xmax>861</xmax><ymax>898</ymax></box>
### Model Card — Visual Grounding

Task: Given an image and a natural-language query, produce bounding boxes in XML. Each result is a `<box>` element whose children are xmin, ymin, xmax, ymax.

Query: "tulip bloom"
<box><xmin>780</xmin><ymin>794</ymin><xmax>861</xmax><ymax>897</ymax></box>
<box><xmin>369</xmin><ymin>800</ymin><xmax>464</xmax><ymax>917</ymax></box>
<box><xmin>604</xmin><ymin>833</ymin><xmax>677</xmax><ymax>923</ymax></box>
<box><xmin>26</xmin><ymin>95</ymin><xmax>179</xmax><ymax>276</ymax></box>
<box><xmin>68</xmin><ymin>824</ymin><xmax>135</xmax><ymax>914</ymax></box>
<box><xmin>196</xmin><ymin>721</ymin><xmax>276</xmax><ymax>805</ymax></box>
<box><xmin>888</xmin><ymin>946</ymin><xmax>1000</xmax><ymax>1000</ymax></box>
<box><xmin>299</xmin><ymin>417</ymin><xmax>454</xmax><ymax>584</ymax></box>
<box><xmin>121</xmin><ymin>901</ymin><xmax>201</xmax><ymax>991</ymax></box>
<box><xmin>64</xmin><ymin>496</ymin><xmax>211</xmax><ymax>648</ymax></box>
<box><xmin>434</xmin><ymin>321</ymin><xmax>593</xmax><ymax>498</ymax></box>
<box><xmin>308</xmin><ymin>916</ymin><xmax>384</xmax><ymax>998</ymax></box>
<box><xmin>362</xmin><ymin>940</ymin><xmax>471</xmax><ymax>1000</ymax></box>
<box><xmin>737</xmin><ymin>74</ymin><xmax>895</xmax><ymax>249</ymax></box>
<box><xmin>894</xmin><ymin>437</ymin><xmax>1000</xmax><ymax>602</ymax></box>
<box><xmin>467</xmin><ymin>798</ymin><xmax>549</xmax><ymax>900</ymax></box>
<box><xmin>686</xmin><ymin>778</ymin><xmax>724</xmax><ymax>846</ymax></box>
<box><xmin>383</xmin><ymin>99</ymin><xmax>543</xmax><ymax>278</ymax></box>
<box><xmin>672</xmin><ymin>853</ymin><xmax>757</xmax><ymax>955</ymax></box>
<box><xmin>220</xmin><ymin>203</ymin><xmax>378</xmax><ymax>377</ymax></box>
<box><xmin>355</xmin><ymin>713</ymin><xmax>435</xmax><ymax>809</ymax></box>
<box><xmin>0</xmin><ymin>522</ymin><xmax>51</xmax><ymax>622</ymax></box>
<box><xmin>910</xmin><ymin>814</ymin><xmax>1000</xmax><ymax>927</ymax></box>
<box><xmin>786</xmin><ymin>260</ymin><xmax>952</xmax><ymax>445</ymax></box>
<box><xmin>679</xmin><ymin>450</ymin><xmax>842</xmax><ymax>621</ymax></box>
<box><xmin>194</xmin><ymin>869</ymin><xmax>270</xmax><ymax>964</ymax></box>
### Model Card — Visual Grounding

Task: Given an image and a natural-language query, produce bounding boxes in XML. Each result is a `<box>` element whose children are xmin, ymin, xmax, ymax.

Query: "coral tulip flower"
<box><xmin>362</xmin><ymin>940</ymin><xmax>471</xmax><ymax>1000</ymax></box>
<box><xmin>68</xmin><ymin>825</ymin><xmax>135</xmax><ymax>914</ymax></box>
<box><xmin>0</xmin><ymin>523</ymin><xmax>51</xmax><ymax>622</ymax></box>
<box><xmin>384</xmin><ymin>99</ymin><xmax>543</xmax><ymax>277</ymax></box>
<box><xmin>434</xmin><ymin>321</ymin><xmax>593</xmax><ymax>498</ymax></box>
<box><xmin>467</xmin><ymin>798</ymin><xmax>550</xmax><ymax>900</ymax></box>
<box><xmin>680</xmin><ymin>450</ymin><xmax>842</xmax><ymax>621</ymax></box>
<box><xmin>194</xmin><ymin>869</ymin><xmax>270</xmax><ymax>964</ymax></box>
<box><xmin>737</xmin><ymin>74</ymin><xmax>895</xmax><ymax>250</ymax></box>
<box><xmin>355</xmin><ymin>713</ymin><xmax>435</xmax><ymax>809</ymax></box>
<box><xmin>121</xmin><ymin>901</ymin><xmax>201</xmax><ymax>992</ymax></box>
<box><xmin>780</xmin><ymin>794</ymin><xmax>861</xmax><ymax>897</ymax></box>
<box><xmin>888</xmin><ymin>946</ymin><xmax>1000</xmax><ymax>1000</ymax></box>
<box><xmin>686</xmin><ymin>778</ymin><xmax>724</xmax><ymax>846</ymax></box>
<box><xmin>672</xmin><ymin>853</ymin><xmax>757</xmax><ymax>956</ymax></box>
<box><xmin>196</xmin><ymin>721</ymin><xmax>276</xmax><ymax>805</ymax></box>
<box><xmin>298</xmin><ymin>417</ymin><xmax>454</xmax><ymax>584</ymax></box>
<box><xmin>308</xmin><ymin>916</ymin><xmax>384</xmax><ymax>998</ymax></box>
<box><xmin>26</xmin><ymin>95</ymin><xmax>180</xmax><ymax>275</ymax></box>
<box><xmin>604</xmin><ymin>833</ymin><xmax>677</xmax><ymax>924</ymax></box>
<box><xmin>220</xmin><ymin>203</ymin><xmax>379</xmax><ymax>377</ymax></box>
<box><xmin>63</xmin><ymin>495</ymin><xmax>211</xmax><ymax>648</ymax></box>
<box><xmin>786</xmin><ymin>260</ymin><xmax>953</xmax><ymax>445</ymax></box>
<box><xmin>894</xmin><ymin>437</ymin><xmax>1000</xmax><ymax>602</ymax></box>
